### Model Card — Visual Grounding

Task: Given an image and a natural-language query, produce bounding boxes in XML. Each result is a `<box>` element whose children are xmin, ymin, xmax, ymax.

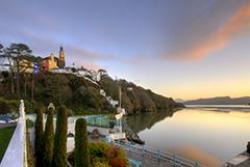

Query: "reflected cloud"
<box><xmin>171</xmin><ymin>145</ymin><xmax>222</xmax><ymax>167</ymax></box>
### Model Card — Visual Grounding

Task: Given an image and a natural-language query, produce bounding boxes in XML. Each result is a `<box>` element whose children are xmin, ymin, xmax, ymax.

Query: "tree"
<box><xmin>0</xmin><ymin>44</ymin><xmax>3</xmax><ymax>55</ymax></box>
<box><xmin>43</xmin><ymin>106</ymin><xmax>54</xmax><ymax>167</ymax></box>
<box><xmin>5</xmin><ymin>43</ymin><xmax>32</xmax><ymax>98</ymax></box>
<box><xmin>74</xmin><ymin>118</ymin><xmax>89</xmax><ymax>167</ymax></box>
<box><xmin>52</xmin><ymin>106</ymin><xmax>68</xmax><ymax>167</ymax></box>
<box><xmin>0</xmin><ymin>44</ymin><xmax>15</xmax><ymax>94</ymax></box>
<box><xmin>35</xmin><ymin>106</ymin><xmax>44</xmax><ymax>167</ymax></box>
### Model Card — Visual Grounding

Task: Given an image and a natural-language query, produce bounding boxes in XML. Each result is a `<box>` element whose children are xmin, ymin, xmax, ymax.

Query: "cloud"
<box><xmin>165</xmin><ymin>2</ymin><xmax>250</xmax><ymax>60</ymax></box>
<box><xmin>65</xmin><ymin>45</ymin><xmax>114</xmax><ymax>61</ymax></box>
<box><xmin>76</xmin><ymin>60</ymin><xmax>101</xmax><ymax>71</ymax></box>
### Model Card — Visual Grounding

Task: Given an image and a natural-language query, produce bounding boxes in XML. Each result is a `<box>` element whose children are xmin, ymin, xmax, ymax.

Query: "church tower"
<box><xmin>58</xmin><ymin>46</ymin><xmax>65</xmax><ymax>68</ymax></box>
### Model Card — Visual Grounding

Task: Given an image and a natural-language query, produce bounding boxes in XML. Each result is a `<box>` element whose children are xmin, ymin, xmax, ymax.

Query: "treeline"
<box><xmin>0</xmin><ymin>72</ymin><xmax>114</xmax><ymax>115</ymax></box>
<box><xmin>0</xmin><ymin>43</ymin><xmax>41</xmax><ymax>99</ymax></box>
<box><xmin>0</xmin><ymin>72</ymin><xmax>183</xmax><ymax>115</ymax></box>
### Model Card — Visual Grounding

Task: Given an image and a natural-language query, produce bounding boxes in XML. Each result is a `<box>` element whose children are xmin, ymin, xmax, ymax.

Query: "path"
<box><xmin>0</xmin><ymin>123</ymin><xmax>16</xmax><ymax>129</ymax></box>
<box><xmin>111</xmin><ymin>140</ymin><xmax>205</xmax><ymax>167</ymax></box>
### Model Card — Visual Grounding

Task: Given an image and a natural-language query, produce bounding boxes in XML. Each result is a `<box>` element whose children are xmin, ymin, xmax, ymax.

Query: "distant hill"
<box><xmin>184</xmin><ymin>96</ymin><xmax>250</xmax><ymax>105</ymax></box>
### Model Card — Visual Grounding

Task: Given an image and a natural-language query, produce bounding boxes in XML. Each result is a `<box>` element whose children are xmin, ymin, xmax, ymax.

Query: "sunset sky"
<box><xmin>0</xmin><ymin>0</ymin><xmax>250</xmax><ymax>100</ymax></box>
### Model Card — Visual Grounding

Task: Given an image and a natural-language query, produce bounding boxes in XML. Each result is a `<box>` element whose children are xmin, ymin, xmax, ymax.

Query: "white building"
<box><xmin>51</xmin><ymin>67</ymin><xmax>72</xmax><ymax>74</ymax></box>
<box><xmin>100</xmin><ymin>89</ymin><xmax>106</xmax><ymax>97</ymax></box>
<box><xmin>76</xmin><ymin>68</ymin><xmax>91</xmax><ymax>77</ymax></box>
<box><xmin>0</xmin><ymin>56</ymin><xmax>14</xmax><ymax>72</ymax></box>
<box><xmin>96</xmin><ymin>69</ymin><xmax>107</xmax><ymax>82</ymax></box>
<box><xmin>89</xmin><ymin>70</ymin><xmax>98</xmax><ymax>81</ymax></box>
<box><xmin>106</xmin><ymin>96</ymin><xmax>119</xmax><ymax>107</ymax></box>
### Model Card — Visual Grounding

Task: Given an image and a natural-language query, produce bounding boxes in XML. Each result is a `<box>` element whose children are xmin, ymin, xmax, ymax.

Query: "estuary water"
<box><xmin>126</xmin><ymin>106</ymin><xmax>250</xmax><ymax>166</ymax></box>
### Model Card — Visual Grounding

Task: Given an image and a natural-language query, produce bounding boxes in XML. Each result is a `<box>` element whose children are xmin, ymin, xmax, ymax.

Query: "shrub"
<box><xmin>106</xmin><ymin>146</ymin><xmax>128</xmax><ymax>167</ymax></box>
<box><xmin>43</xmin><ymin>107</ymin><xmax>54</xmax><ymax>167</ymax></box>
<box><xmin>88</xmin><ymin>142</ymin><xmax>109</xmax><ymax>159</ymax></box>
<box><xmin>74</xmin><ymin>118</ymin><xmax>89</xmax><ymax>167</ymax></box>
<box><xmin>0</xmin><ymin>98</ymin><xmax>18</xmax><ymax>114</ymax></box>
<box><xmin>109</xmin><ymin>157</ymin><xmax>128</xmax><ymax>167</ymax></box>
<box><xmin>92</xmin><ymin>160</ymin><xmax>110</xmax><ymax>167</ymax></box>
<box><xmin>35</xmin><ymin>106</ymin><xmax>44</xmax><ymax>167</ymax></box>
<box><xmin>69</xmin><ymin>142</ymin><xmax>129</xmax><ymax>167</ymax></box>
<box><xmin>52</xmin><ymin>106</ymin><xmax>68</xmax><ymax>167</ymax></box>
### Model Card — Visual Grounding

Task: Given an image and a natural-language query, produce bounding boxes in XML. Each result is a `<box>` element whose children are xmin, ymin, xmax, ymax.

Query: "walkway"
<box><xmin>0</xmin><ymin>100</ymin><xmax>27</xmax><ymax>167</ymax></box>
<box><xmin>111</xmin><ymin>140</ymin><xmax>205</xmax><ymax>167</ymax></box>
<box><xmin>0</xmin><ymin>123</ymin><xmax>16</xmax><ymax>129</ymax></box>
<box><xmin>224</xmin><ymin>152</ymin><xmax>250</xmax><ymax>167</ymax></box>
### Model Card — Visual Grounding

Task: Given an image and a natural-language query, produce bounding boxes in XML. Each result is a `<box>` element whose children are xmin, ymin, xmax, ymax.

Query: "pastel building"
<box><xmin>42</xmin><ymin>47</ymin><xmax>65</xmax><ymax>71</ymax></box>
<box><xmin>19</xmin><ymin>59</ymin><xmax>34</xmax><ymax>73</ymax></box>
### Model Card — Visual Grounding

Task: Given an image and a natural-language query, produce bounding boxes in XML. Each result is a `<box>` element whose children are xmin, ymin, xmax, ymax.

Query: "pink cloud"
<box><xmin>166</xmin><ymin>3</ymin><xmax>250</xmax><ymax>60</ymax></box>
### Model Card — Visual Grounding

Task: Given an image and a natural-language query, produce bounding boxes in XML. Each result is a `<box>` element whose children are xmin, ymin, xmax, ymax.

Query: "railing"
<box><xmin>0</xmin><ymin>100</ymin><xmax>27</xmax><ymax>167</ymax></box>
<box><xmin>110</xmin><ymin>140</ymin><xmax>205</xmax><ymax>167</ymax></box>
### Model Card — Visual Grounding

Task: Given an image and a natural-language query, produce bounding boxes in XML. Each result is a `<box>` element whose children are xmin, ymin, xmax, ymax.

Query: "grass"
<box><xmin>0</xmin><ymin>126</ymin><xmax>15</xmax><ymax>162</ymax></box>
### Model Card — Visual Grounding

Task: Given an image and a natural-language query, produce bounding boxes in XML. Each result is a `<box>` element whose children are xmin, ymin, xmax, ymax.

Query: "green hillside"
<box><xmin>100</xmin><ymin>75</ymin><xmax>183</xmax><ymax>114</ymax></box>
<box><xmin>0</xmin><ymin>71</ymin><xmax>183</xmax><ymax>115</ymax></box>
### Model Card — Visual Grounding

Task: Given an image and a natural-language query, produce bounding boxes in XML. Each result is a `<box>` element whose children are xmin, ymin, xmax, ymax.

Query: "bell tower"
<box><xmin>59</xmin><ymin>46</ymin><xmax>65</xmax><ymax>68</ymax></box>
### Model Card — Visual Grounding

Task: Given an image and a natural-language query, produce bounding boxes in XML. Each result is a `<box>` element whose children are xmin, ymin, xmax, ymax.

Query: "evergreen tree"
<box><xmin>35</xmin><ymin>106</ymin><xmax>44</xmax><ymax>167</ymax></box>
<box><xmin>52</xmin><ymin>106</ymin><xmax>68</xmax><ymax>167</ymax></box>
<box><xmin>43</xmin><ymin>107</ymin><xmax>54</xmax><ymax>167</ymax></box>
<box><xmin>74</xmin><ymin>118</ymin><xmax>89</xmax><ymax>167</ymax></box>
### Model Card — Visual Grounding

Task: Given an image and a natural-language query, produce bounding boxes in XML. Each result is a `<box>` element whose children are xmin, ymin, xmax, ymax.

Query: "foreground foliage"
<box><xmin>0</xmin><ymin>98</ymin><xmax>19</xmax><ymax>114</ymax></box>
<box><xmin>74</xmin><ymin>118</ymin><xmax>89</xmax><ymax>167</ymax></box>
<box><xmin>35</xmin><ymin>106</ymin><xmax>44</xmax><ymax>167</ymax></box>
<box><xmin>69</xmin><ymin>142</ymin><xmax>129</xmax><ymax>167</ymax></box>
<box><xmin>52</xmin><ymin>106</ymin><xmax>68</xmax><ymax>167</ymax></box>
<box><xmin>43</xmin><ymin>107</ymin><xmax>54</xmax><ymax>167</ymax></box>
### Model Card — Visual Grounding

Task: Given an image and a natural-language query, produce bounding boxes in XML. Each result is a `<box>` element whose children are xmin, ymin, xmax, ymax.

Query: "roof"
<box><xmin>43</xmin><ymin>56</ymin><xmax>59</xmax><ymax>61</ymax></box>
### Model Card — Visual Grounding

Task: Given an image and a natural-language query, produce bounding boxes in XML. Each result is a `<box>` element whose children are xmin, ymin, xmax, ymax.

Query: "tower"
<box><xmin>58</xmin><ymin>46</ymin><xmax>65</xmax><ymax>68</ymax></box>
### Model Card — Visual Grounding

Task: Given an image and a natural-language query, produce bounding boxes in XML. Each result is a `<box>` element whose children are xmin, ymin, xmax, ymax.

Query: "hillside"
<box><xmin>184</xmin><ymin>96</ymin><xmax>250</xmax><ymax>105</ymax></box>
<box><xmin>100</xmin><ymin>75</ymin><xmax>183</xmax><ymax>114</ymax></box>
<box><xmin>0</xmin><ymin>71</ymin><xmax>183</xmax><ymax>115</ymax></box>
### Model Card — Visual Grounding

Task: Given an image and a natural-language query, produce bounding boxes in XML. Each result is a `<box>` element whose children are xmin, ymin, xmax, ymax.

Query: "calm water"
<box><xmin>126</xmin><ymin>107</ymin><xmax>250</xmax><ymax>166</ymax></box>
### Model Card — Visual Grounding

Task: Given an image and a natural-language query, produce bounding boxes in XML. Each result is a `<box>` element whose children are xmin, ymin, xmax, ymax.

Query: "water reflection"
<box><xmin>126</xmin><ymin>108</ymin><xmax>250</xmax><ymax>166</ymax></box>
<box><xmin>125</xmin><ymin>111</ymin><xmax>175</xmax><ymax>134</ymax></box>
<box><xmin>172</xmin><ymin>144</ymin><xmax>221</xmax><ymax>167</ymax></box>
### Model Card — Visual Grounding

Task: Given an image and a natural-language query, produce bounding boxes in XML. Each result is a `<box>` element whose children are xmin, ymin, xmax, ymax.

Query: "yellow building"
<box><xmin>42</xmin><ymin>47</ymin><xmax>65</xmax><ymax>71</ymax></box>
<box><xmin>14</xmin><ymin>59</ymin><xmax>34</xmax><ymax>73</ymax></box>
<box><xmin>42</xmin><ymin>53</ymin><xmax>58</xmax><ymax>71</ymax></box>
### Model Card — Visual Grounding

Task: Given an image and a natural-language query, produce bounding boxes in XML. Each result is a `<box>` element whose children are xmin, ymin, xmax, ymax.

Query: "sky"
<box><xmin>0</xmin><ymin>0</ymin><xmax>250</xmax><ymax>100</ymax></box>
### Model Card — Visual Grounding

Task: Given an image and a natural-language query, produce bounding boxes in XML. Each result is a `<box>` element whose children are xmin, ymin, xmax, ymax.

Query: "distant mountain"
<box><xmin>184</xmin><ymin>96</ymin><xmax>250</xmax><ymax>105</ymax></box>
